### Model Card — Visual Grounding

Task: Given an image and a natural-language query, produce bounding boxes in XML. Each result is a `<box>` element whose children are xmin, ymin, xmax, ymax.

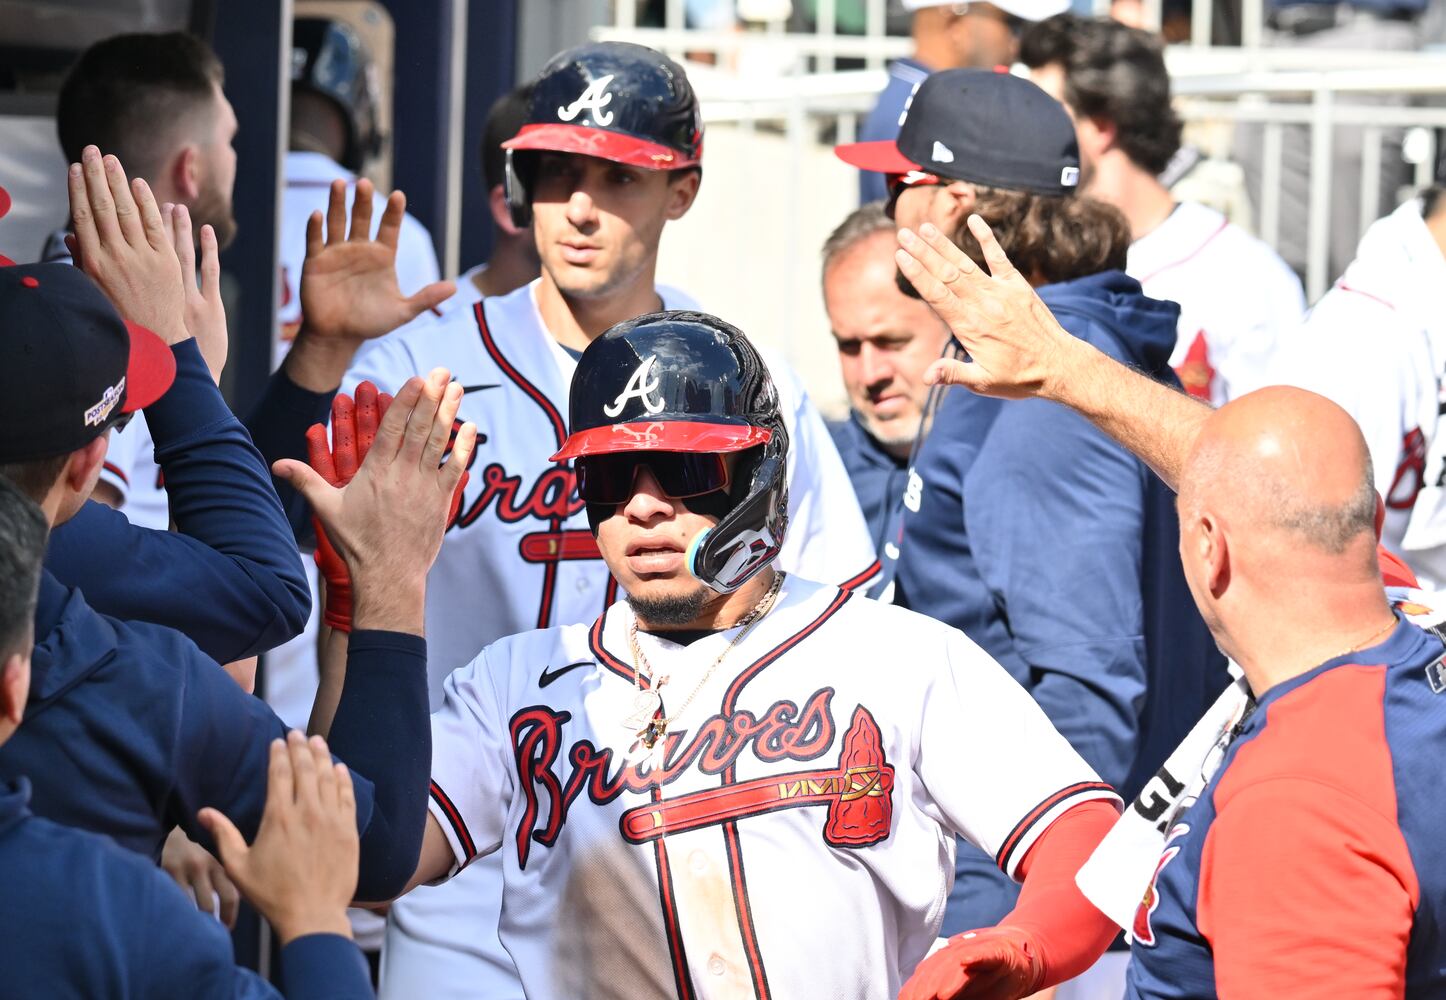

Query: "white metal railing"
<box><xmin>594</xmin><ymin>18</ymin><xmax>1446</xmax><ymax>301</ymax></box>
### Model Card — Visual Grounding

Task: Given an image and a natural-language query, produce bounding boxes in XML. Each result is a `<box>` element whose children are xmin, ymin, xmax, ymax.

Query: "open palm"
<box><xmin>299</xmin><ymin>177</ymin><xmax>454</xmax><ymax>343</ymax></box>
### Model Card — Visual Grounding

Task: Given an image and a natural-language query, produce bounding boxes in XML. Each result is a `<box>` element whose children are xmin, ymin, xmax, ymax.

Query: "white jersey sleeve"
<box><xmin>426</xmin><ymin>645</ymin><xmax>516</xmax><ymax>873</ymax></box>
<box><xmin>768</xmin><ymin>354</ymin><xmax>880</xmax><ymax>591</ymax></box>
<box><xmin>918</xmin><ymin>628</ymin><xmax>1120</xmax><ymax>880</ymax></box>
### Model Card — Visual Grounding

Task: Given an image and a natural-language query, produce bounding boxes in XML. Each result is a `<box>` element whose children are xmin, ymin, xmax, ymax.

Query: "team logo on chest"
<box><xmin>603</xmin><ymin>354</ymin><xmax>666</xmax><ymax>417</ymax></box>
<box><xmin>558</xmin><ymin>74</ymin><xmax>616</xmax><ymax>126</ymax></box>
<box><xmin>1134</xmin><ymin>822</ymin><xmax>1189</xmax><ymax>947</ymax></box>
<box><xmin>507</xmin><ymin>688</ymin><xmax>895</xmax><ymax>868</ymax></box>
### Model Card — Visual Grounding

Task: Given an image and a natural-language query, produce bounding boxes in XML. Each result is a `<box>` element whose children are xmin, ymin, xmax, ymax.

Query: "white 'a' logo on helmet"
<box><xmin>603</xmin><ymin>354</ymin><xmax>666</xmax><ymax>417</ymax></box>
<box><xmin>558</xmin><ymin>74</ymin><xmax>616</xmax><ymax>126</ymax></box>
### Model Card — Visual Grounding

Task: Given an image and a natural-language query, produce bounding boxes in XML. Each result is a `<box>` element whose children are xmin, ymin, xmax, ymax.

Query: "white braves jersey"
<box><xmin>1128</xmin><ymin>201</ymin><xmax>1304</xmax><ymax>405</ymax></box>
<box><xmin>1263</xmin><ymin>198</ymin><xmax>1446</xmax><ymax>587</ymax></box>
<box><xmin>425</xmin><ymin>577</ymin><xmax>1117</xmax><ymax>1000</ymax></box>
<box><xmin>344</xmin><ymin>278</ymin><xmax>879</xmax><ymax>701</ymax></box>
<box><xmin>275</xmin><ymin>151</ymin><xmax>440</xmax><ymax>368</ymax></box>
<box><xmin>363</xmin><ymin>278</ymin><xmax>877</xmax><ymax>1000</ymax></box>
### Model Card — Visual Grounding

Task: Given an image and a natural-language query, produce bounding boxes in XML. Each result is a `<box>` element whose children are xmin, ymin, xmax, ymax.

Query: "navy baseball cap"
<box><xmin>836</xmin><ymin>69</ymin><xmax>1080</xmax><ymax>197</ymax></box>
<box><xmin>0</xmin><ymin>263</ymin><xmax>175</xmax><ymax>462</ymax></box>
<box><xmin>503</xmin><ymin>41</ymin><xmax>703</xmax><ymax>170</ymax></box>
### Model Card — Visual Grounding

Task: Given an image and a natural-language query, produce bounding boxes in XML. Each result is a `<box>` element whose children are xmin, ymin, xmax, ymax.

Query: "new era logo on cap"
<box><xmin>931</xmin><ymin>141</ymin><xmax>955</xmax><ymax>164</ymax></box>
<box><xmin>1061</xmin><ymin>166</ymin><xmax>1080</xmax><ymax>187</ymax></box>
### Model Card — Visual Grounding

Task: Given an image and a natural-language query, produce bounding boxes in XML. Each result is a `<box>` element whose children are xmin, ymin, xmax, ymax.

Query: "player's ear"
<box><xmin>939</xmin><ymin>181</ymin><xmax>975</xmax><ymax>233</ymax></box>
<box><xmin>0</xmin><ymin>650</ymin><xmax>31</xmax><ymax>730</ymax></box>
<box><xmin>1374</xmin><ymin>490</ymin><xmax>1386</xmax><ymax>540</ymax></box>
<box><xmin>1200</xmin><ymin>513</ymin><xmax>1230</xmax><ymax>598</ymax></box>
<box><xmin>172</xmin><ymin>144</ymin><xmax>202</xmax><ymax>202</ymax></box>
<box><xmin>489</xmin><ymin>184</ymin><xmax>525</xmax><ymax>236</ymax></box>
<box><xmin>65</xmin><ymin>436</ymin><xmax>109</xmax><ymax>496</ymax></box>
<box><xmin>664</xmin><ymin>167</ymin><xmax>701</xmax><ymax>221</ymax></box>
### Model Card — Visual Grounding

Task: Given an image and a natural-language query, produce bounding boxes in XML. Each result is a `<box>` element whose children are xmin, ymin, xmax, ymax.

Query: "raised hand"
<box><xmin>167</xmin><ymin>203</ymin><xmax>228</xmax><ymax>382</ymax></box>
<box><xmin>305</xmin><ymin>382</ymin><xmax>394</xmax><ymax>633</ymax></box>
<box><xmin>160</xmin><ymin>826</ymin><xmax>241</xmax><ymax>929</ymax></box>
<box><xmin>198</xmin><ymin>732</ymin><xmax>357</xmax><ymax>945</ymax></box>
<box><xmin>900</xmin><ymin>926</ymin><xmax>1044</xmax><ymax>1000</ymax></box>
<box><xmin>299</xmin><ymin>178</ymin><xmax>455</xmax><ymax>343</ymax></box>
<box><xmin>894</xmin><ymin>217</ymin><xmax>1079</xmax><ymax>402</ymax></box>
<box><xmin>66</xmin><ymin>146</ymin><xmax>188</xmax><ymax>346</ymax></box>
<box><xmin>273</xmin><ymin>368</ymin><xmax>477</xmax><ymax>633</ymax></box>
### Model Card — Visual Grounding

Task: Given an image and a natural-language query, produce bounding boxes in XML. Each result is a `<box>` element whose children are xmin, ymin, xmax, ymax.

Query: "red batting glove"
<box><xmin>306</xmin><ymin>382</ymin><xmax>392</xmax><ymax>632</ymax></box>
<box><xmin>306</xmin><ymin>380</ymin><xmax>467</xmax><ymax>631</ymax></box>
<box><xmin>900</xmin><ymin>926</ymin><xmax>1044</xmax><ymax>1000</ymax></box>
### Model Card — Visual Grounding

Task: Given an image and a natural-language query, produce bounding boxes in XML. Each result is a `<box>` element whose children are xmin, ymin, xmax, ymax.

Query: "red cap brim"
<box><xmin>504</xmin><ymin>124</ymin><xmax>698</xmax><ymax>170</ymax></box>
<box><xmin>833</xmin><ymin>139</ymin><xmax>921</xmax><ymax>175</ymax></box>
<box><xmin>0</xmin><ymin>184</ymin><xmax>11</xmax><ymax>221</ymax></box>
<box><xmin>551</xmin><ymin>421</ymin><xmax>771</xmax><ymax>462</ymax></box>
<box><xmin>122</xmin><ymin>321</ymin><xmax>176</xmax><ymax>413</ymax></box>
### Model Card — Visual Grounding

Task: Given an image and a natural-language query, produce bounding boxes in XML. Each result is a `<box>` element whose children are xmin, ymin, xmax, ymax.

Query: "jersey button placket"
<box><xmin>706</xmin><ymin>955</ymin><xmax>727</xmax><ymax>977</ymax></box>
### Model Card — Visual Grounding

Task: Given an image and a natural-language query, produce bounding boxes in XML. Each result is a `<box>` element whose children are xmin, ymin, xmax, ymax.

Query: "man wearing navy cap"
<box><xmin>0</xmin><ymin>159</ymin><xmax>472</xmax><ymax>910</ymax></box>
<box><xmin>0</xmin><ymin>473</ymin><xmax>375</xmax><ymax>997</ymax></box>
<box><xmin>837</xmin><ymin>69</ymin><xmax>1225</xmax><ymax>998</ymax></box>
<box><xmin>855</xmin><ymin>0</ymin><xmax>1069</xmax><ymax>204</ymax></box>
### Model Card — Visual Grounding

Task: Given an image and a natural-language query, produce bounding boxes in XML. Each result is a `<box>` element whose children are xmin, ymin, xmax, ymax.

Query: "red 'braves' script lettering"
<box><xmin>456</xmin><ymin>462</ymin><xmax>585</xmax><ymax>529</ymax></box>
<box><xmin>508</xmin><ymin>688</ymin><xmax>837</xmax><ymax>868</ymax></box>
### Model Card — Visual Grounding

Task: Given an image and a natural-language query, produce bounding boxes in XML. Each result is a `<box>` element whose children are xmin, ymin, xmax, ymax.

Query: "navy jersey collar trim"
<box><xmin>1250</xmin><ymin>613</ymin><xmax>1429</xmax><ymax>720</ymax></box>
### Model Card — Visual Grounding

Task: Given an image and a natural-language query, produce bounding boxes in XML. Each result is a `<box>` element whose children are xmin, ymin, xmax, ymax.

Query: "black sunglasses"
<box><xmin>575</xmin><ymin>451</ymin><xmax>730</xmax><ymax>505</ymax></box>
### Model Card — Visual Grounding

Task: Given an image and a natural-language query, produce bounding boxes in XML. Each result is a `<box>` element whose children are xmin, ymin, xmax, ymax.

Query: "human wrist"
<box><xmin>351</xmin><ymin>569</ymin><xmax>427</xmax><ymax>634</ymax></box>
<box><xmin>271</xmin><ymin>908</ymin><xmax>354</xmax><ymax>947</ymax></box>
<box><xmin>284</xmin><ymin>327</ymin><xmax>363</xmax><ymax>392</ymax></box>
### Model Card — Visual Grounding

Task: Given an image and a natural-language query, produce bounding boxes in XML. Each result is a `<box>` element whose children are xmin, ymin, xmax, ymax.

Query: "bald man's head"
<box><xmin>1181</xmin><ymin>387</ymin><xmax>1376</xmax><ymax>553</ymax></box>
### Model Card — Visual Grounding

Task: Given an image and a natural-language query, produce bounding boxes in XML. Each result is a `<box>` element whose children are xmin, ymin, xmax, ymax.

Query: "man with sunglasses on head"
<box><xmin>352</xmin><ymin>309</ymin><xmax>1123</xmax><ymax>1000</ymax></box>
<box><xmin>341</xmin><ymin>41</ymin><xmax>876</xmax><ymax>1000</ymax></box>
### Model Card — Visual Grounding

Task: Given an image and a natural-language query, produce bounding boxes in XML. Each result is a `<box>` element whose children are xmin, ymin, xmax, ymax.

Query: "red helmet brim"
<box><xmin>504</xmin><ymin>123</ymin><xmax>699</xmax><ymax>170</ymax></box>
<box><xmin>551</xmin><ymin>421</ymin><xmax>771</xmax><ymax>462</ymax></box>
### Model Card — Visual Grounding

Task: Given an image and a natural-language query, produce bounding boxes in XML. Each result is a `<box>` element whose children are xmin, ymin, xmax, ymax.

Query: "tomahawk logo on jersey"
<box><xmin>426</xmin><ymin>578</ymin><xmax>1118</xmax><ymax>1000</ymax></box>
<box><xmin>345</xmin><ymin>280</ymin><xmax>880</xmax><ymax>696</ymax></box>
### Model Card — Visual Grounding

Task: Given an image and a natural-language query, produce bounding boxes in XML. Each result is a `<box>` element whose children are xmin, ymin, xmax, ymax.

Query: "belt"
<box><xmin>1267</xmin><ymin>3</ymin><xmax>1418</xmax><ymax>34</ymax></box>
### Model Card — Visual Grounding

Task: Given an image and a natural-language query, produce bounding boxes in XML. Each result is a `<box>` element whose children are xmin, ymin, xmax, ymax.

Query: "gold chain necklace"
<box><xmin>1322</xmin><ymin>615</ymin><xmax>1398</xmax><ymax>664</ymax></box>
<box><xmin>621</xmin><ymin>571</ymin><xmax>786</xmax><ymax>763</ymax></box>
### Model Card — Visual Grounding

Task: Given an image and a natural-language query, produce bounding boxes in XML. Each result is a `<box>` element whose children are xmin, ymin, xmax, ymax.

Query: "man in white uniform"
<box><xmin>300</xmin><ymin>310</ymin><xmax>1126</xmax><ymax>1000</ymax></box>
<box><xmin>1022</xmin><ymin>14</ymin><xmax>1304</xmax><ymax>405</ymax></box>
<box><xmin>1264</xmin><ymin>186</ymin><xmax>1446</xmax><ymax>587</ymax></box>
<box><xmin>357</xmin><ymin>41</ymin><xmax>879</xmax><ymax>999</ymax></box>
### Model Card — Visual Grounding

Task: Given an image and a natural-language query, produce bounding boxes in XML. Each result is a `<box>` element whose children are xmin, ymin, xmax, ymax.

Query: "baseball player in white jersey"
<box><xmin>1128</xmin><ymin>201</ymin><xmax>1304</xmax><ymax>405</ymax></box>
<box><xmin>1020</xmin><ymin>15</ymin><xmax>1305</xmax><ymax>407</ymax></box>
<box><xmin>341</xmin><ymin>310</ymin><xmax>1124</xmax><ymax>1000</ymax></box>
<box><xmin>1262</xmin><ymin>190</ymin><xmax>1446</xmax><ymax>587</ymax></box>
<box><xmin>362</xmin><ymin>42</ymin><xmax>878</xmax><ymax>999</ymax></box>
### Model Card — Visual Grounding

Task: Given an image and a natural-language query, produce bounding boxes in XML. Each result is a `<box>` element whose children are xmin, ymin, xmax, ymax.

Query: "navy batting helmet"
<box><xmin>501</xmin><ymin>41</ymin><xmax>703</xmax><ymax>227</ymax></box>
<box><xmin>551</xmin><ymin>311</ymin><xmax>787</xmax><ymax>594</ymax></box>
<box><xmin>291</xmin><ymin>18</ymin><xmax>382</xmax><ymax>173</ymax></box>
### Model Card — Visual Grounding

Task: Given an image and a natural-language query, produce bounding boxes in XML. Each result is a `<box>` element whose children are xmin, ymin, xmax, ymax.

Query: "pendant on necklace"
<box><xmin>621</xmin><ymin>689</ymin><xmax>663</xmax><ymax>732</ymax></box>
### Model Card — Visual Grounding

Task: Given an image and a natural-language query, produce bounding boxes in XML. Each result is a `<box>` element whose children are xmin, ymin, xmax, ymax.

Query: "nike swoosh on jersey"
<box><xmin>539</xmin><ymin>660</ymin><xmax>593</xmax><ymax>688</ymax></box>
<box><xmin>461</xmin><ymin>383</ymin><xmax>501</xmax><ymax>393</ymax></box>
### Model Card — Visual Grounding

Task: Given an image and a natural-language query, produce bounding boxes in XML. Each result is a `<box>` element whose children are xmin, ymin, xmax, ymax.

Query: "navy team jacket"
<box><xmin>828</xmin><ymin>413</ymin><xmax>910</xmax><ymax>556</ymax></box>
<box><xmin>0</xmin><ymin>777</ymin><xmax>373</xmax><ymax>999</ymax></box>
<box><xmin>44</xmin><ymin>339</ymin><xmax>310</xmax><ymax>663</ymax></box>
<box><xmin>895</xmin><ymin>270</ymin><xmax>1227</xmax><ymax>931</ymax></box>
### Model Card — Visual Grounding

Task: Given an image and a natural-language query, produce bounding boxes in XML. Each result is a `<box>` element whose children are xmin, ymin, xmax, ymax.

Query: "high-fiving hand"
<box><xmin>894</xmin><ymin>217</ymin><xmax>1079</xmax><ymax>402</ymax></box>
<box><xmin>198</xmin><ymin>732</ymin><xmax>358</xmax><ymax>945</ymax></box>
<box><xmin>299</xmin><ymin>178</ymin><xmax>455</xmax><ymax>343</ymax></box>
<box><xmin>162</xmin><ymin>203</ymin><xmax>228</xmax><ymax>382</ymax></box>
<box><xmin>66</xmin><ymin>145</ymin><xmax>189</xmax><ymax>346</ymax></box>
<box><xmin>273</xmin><ymin>368</ymin><xmax>476</xmax><ymax>634</ymax></box>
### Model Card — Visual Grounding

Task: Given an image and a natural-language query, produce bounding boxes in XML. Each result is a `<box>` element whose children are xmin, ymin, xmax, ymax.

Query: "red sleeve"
<box><xmin>1003</xmin><ymin>798</ymin><xmax>1121</xmax><ymax>988</ymax></box>
<box><xmin>1199</xmin><ymin>778</ymin><xmax>1417</xmax><ymax>999</ymax></box>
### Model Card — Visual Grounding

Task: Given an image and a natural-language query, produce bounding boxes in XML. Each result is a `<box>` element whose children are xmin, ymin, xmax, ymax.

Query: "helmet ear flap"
<box><xmin>688</xmin><ymin>436</ymin><xmax>789</xmax><ymax>594</ymax></box>
<box><xmin>504</xmin><ymin>148</ymin><xmax>533</xmax><ymax>228</ymax></box>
